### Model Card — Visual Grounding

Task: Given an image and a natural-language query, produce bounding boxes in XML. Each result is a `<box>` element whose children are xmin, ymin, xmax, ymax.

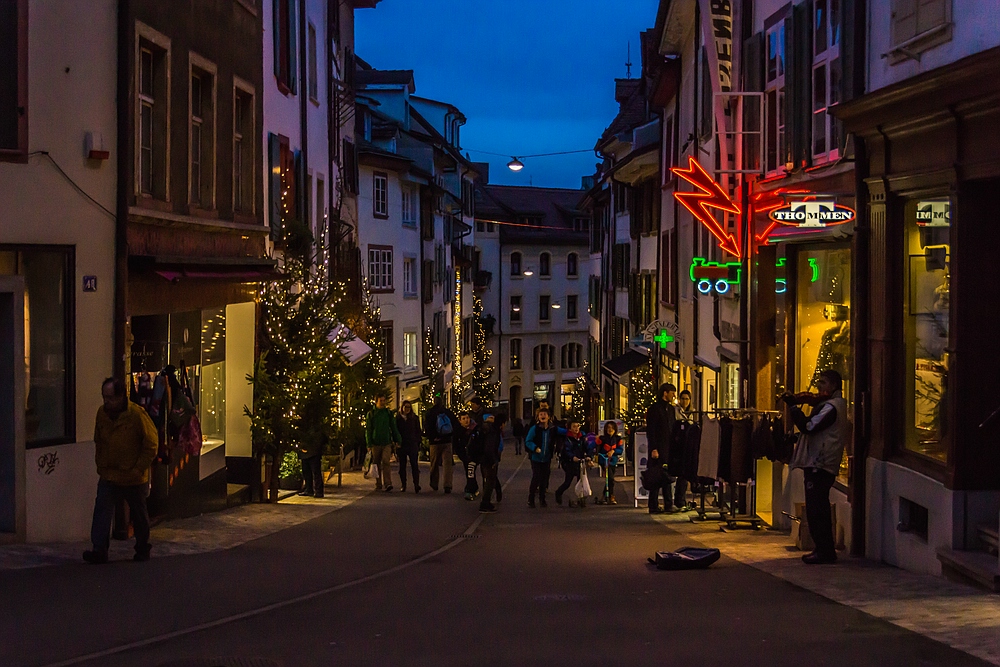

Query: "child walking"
<box><xmin>554</xmin><ymin>419</ymin><xmax>593</xmax><ymax>508</ymax></box>
<box><xmin>596</xmin><ymin>421</ymin><xmax>624</xmax><ymax>505</ymax></box>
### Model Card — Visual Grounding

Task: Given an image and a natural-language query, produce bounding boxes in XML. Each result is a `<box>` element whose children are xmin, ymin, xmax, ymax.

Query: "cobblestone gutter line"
<box><xmin>653</xmin><ymin>510</ymin><xmax>1000</xmax><ymax>666</ymax></box>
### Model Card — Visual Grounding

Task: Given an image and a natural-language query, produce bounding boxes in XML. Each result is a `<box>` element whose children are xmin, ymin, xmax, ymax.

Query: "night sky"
<box><xmin>355</xmin><ymin>0</ymin><xmax>660</xmax><ymax>190</ymax></box>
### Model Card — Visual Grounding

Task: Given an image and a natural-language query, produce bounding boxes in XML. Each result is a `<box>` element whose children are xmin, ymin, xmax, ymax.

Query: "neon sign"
<box><xmin>671</xmin><ymin>157</ymin><xmax>742</xmax><ymax>258</ymax></box>
<box><xmin>775</xmin><ymin>257</ymin><xmax>819</xmax><ymax>293</ymax></box>
<box><xmin>769</xmin><ymin>200</ymin><xmax>856</xmax><ymax>227</ymax></box>
<box><xmin>690</xmin><ymin>257</ymin><xmax>820</xmax><ymax>295</ymax></box>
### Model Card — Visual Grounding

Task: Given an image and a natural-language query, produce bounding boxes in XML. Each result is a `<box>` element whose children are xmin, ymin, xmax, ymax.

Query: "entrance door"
<box><xmin>0</xmin><ymin>277</ymin><xmax>25</xmax><ymax>537</ymax></box>
<box><xmin>509</xmin><ymin>385</ymin><xmax>521</xmax><ymax>420</ymax></box>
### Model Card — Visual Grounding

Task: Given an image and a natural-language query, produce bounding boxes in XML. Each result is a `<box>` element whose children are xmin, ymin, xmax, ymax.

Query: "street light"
<box><xmin>522</xmin><ymin>269</ymin><xmax>534</xmax><ymax>276</ymax></box>
<box><xmin>507</xmin><ymin>157</ymin><xmax>525</xmax><ymax>172</ymax></box>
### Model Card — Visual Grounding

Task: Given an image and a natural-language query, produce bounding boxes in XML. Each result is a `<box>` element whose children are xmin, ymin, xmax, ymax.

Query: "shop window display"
<box><xmin>200</xmin><ymin>308</ymin><xmax>226</xmax><ymax>451</ymax></box>
<box><xmin>795</xmin><ymin>246</ymin><xmax>851</xmax><ymax>482</ymax></box>
<box><xmin>904</xmin><ymin>198</ymin><xmax>951</xmax><ymax>463</ymax></box>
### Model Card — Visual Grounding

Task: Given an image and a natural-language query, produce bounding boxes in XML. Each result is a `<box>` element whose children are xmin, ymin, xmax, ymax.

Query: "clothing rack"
<box><xmin>688</xmin><ymin>408</ymin><xmax>782</xmax><ymax>530</ymax></box>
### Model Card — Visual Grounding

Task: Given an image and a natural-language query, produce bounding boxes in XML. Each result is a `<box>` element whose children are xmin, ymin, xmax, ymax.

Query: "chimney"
<box><xmin>614</xmin><ymin>79</ymin><xmax>641</xmax><ymax>109</ymax></box>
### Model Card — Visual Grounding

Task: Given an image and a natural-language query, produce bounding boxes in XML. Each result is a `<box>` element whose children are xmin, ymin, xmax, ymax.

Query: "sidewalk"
<box><xmin>646</xmin><ymin>503</ymin><xmax>1000</xmax><ymax>666</ymax></box>
<box><xmin>0</xmin><ymin>470</ymin><xmax>372</xmax><ymax>571</ymax></box>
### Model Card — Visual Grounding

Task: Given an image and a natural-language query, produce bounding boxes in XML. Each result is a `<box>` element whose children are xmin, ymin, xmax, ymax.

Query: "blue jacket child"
<box><xmin>524</xmin><ymin>410</ymin><xmax>567</xmax><ymax>507</ymax></box>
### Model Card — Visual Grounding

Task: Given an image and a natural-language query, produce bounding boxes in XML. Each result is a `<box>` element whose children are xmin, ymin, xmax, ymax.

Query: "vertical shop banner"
<box><xmin>633</xmin><ymin>431</ymin><xmax>649</xmax><ymax>506</ymax></box>
<box><xmin>699</xmin><ymin>0</ymin><xmax>736</xmax><ymax>172</ymax></box>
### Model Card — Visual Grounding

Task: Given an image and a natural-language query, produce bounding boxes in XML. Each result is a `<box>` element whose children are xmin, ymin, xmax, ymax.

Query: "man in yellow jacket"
<box><xmin>84</xmin><ymin>377</ymin><xmax>159</xmax><ymax>564</ymax></box>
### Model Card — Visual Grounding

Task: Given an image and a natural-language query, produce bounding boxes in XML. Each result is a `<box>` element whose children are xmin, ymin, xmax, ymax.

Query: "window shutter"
<box><xmin>268</xmin><ymin>133</ymin><xmax>282</xmax><ymax>241</ymax></box>
<box><xmin>272</xmin><ymin>0</ymin><xmax>282</xmax><ymax>80</ymax></box>
<box><xmin>785</xmin><ymin>2</ymin><xmax>813</xmax><ymax>170</ymax></box>
<box><xmin>293</xmin><ymin>149</ymin><xmax>303</xmax><ymax>224</ymax></box>
<box><xmin>890</xmin><ymin>0</ymin><xmax>918</xmax><ymax>46</ymax></box>
<box><xmin>742</xmin><ymin>32</ymin><xmax>764</xmax><ymax>173</ymax></box>
<box><xmin>287</xmin><ymin>0</ymin><xmax>298</xmax><ymax>94</ymax></box>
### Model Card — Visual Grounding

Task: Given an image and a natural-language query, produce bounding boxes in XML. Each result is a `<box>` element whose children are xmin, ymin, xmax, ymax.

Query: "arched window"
<box><xmin>533</xmin><ymin>344</ymin><xmax>555</xmax><ymax>370</ymax></box>
<box><xmin>510</xmin><ymin>338</ymin><xmax>522</xmax><ymax>369</ymax></box>
<box><xmin>539</xmin><ymin>252</ymin><xmax>551</xmax><ymax>277</ymax></box>
<box><xmin>567</xmin><ymin>252</ymin><xmax>578</xmax><ymax>277</ymax></box>
<box><xmin>510</xmin><ymin>251</ymin><xmax>522</xmax><ymax>276</ymax></box>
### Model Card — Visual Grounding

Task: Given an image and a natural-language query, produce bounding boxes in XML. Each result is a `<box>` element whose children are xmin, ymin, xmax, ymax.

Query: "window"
<box><xmin>539</xmin><ymin>252</ymin><xmax>551</xmax><ymax>277</ymax></box>
<box><xmin>373</xmin><ymin>172</ymin><xmax>388</xmax><ymax>218</ymax></box>
<box><xmin>403</xmin><ymin>257</ymin><xmax>417</xmax><ymax>297</ymax></box>
<box><xmin>307</xmin><ymin>21</ymin><xmax>318</xmax><ymax>102</ymax></box>
<box><xmin>510</xmin><ymin>295</ymin><xmax>522</xmax><ymax>323</ymax></box>
<box><xmin>812</xmin><ymin>0</ymin><xmax>841</xmax><ymax>162</ymax></box>
<box><xmin>404</xmin><ymin>331</ymin><xmax>418</xmax><ymax>369</ymax></box>
<box><xmin>0</xmin><ymin>247</ymin><xmax>75</xmax><ymax>447</ymax></box>
<box><xmin>567</xmin><ymin>252</ymin><xmax>578</xmax><ymax>277</ymax></box>
<box><xmin>510</xmin><ymin>338</ymin><xmax>522</xmax><ymax>369</ymax></box>
<box><xmin>273</xmin><ymin>0</ymin><xmax>297</xmax><ymax>94</ymax></box>
<box><xmin>189</xmin><ymin>60</ymin><xmax>217</xmax><ymax>208</ymax></box>
<box><xmin>567</xmin><ymin>295</ymin><xmax>578</xmax><ymax>321</ymax></box>
<box><xmin>422</xmin><ymin>259</ymin><xmax>434</xmax><ymax>303</ymax></box>
<box><xmin>903</xmin><ymin>197</ymin><xmax>951</xmax><ymax>463</ymax></box>
<box><xmin>573</xmin><ymin>218</ymin><xmax>590</xmax><ymax>233</ymax></box>
<box><xmin>533</xmin><ymin>344</ymin><xmax>556</xmax><ymax>371</ymax></box>
<box><xmin>137</xmin><ymin>30</ymin><xmax>170</xmax><ymax>199</ymax></box>
<box><xmin>0</xmin><ymin>0</ymin><xmax>27</xmax><ymax>156</ymax></box>
<box><xmin>462</xmin><ymin>316</ymin><xmax>473</xmax><ymax>356</ymax></box>
<box><xmin>539</xmin><ymin>295</ymin><xmax>550</xmax><ymax>322</ymax></box>
<box><xmin>368</xmin><ymin>245</ymin><xmax>393</xmax><ymax>292</ymax></box>
<box><xmin>890</xmin><ymin>0</ymin><xmax>951</xmax><ymax>54</ymax></box>
<box><xmin>510</xmin><ymin>251</ymin><xmax>522</xmax><ymax>277</ymax></box>
<box><xmin>765</xmin><ymin>21</ymin><xmax>787</xmax><ymax>174</ymax></box>
<box><xmin>379</xmin><ymin>322</ymin><xmax>394</xmax><ymax>367</ymax></box>
<box><xmin>233</xmin><ymin>85</ymin><xmax>254</xmax><ymax>213</ymax></box>
<box><xmin>561</xmin><ymin>343</ymin><xmax>583</xmax><ymax>370</ymax></box>
<box><xmin>402</xmin><ymin>184</ymin><xmax>418</xmax><ymax>226</ymax></box>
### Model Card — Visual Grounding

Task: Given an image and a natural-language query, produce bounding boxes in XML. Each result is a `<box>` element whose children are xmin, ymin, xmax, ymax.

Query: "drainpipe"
<box><xmin>114</xmin><ymin>0</ymin><xmax>130</xmax><ymax>379</ymax></box>
<box><xmin>326</xmin><ymin>0</ymin><xmax>336</xmax><ymax>257</ymax></box>
<box><xmin>299</xmin><ymin>0</ymin><xmax>308</xmax><ymax>232</ymax></box>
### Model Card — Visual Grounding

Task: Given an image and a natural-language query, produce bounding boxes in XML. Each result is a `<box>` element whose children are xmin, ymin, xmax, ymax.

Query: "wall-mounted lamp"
<box><xmin>522</xmin><ymin>269</ymin><xmax>534</xmax><ymax>276</ymax></box>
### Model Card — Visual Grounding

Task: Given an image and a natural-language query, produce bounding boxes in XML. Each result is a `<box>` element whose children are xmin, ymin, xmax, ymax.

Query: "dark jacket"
<box><xmin>396</xmin><ymin>412</ymin><xmax>422</xmax><ymax>449</ymax></box>
<box><xmin>481</xmin><ymin>421</ymin><xmax>504</xmax><ymax>465</ymax></box>
<box><xmin>525</xmin><ymin>424</ymin><xmax>566</xmax><ymax>463</ymax></box>
<box><xmin>559</xmin><ymin>431</ymin><xmax>593</xmax><ymax>465</ymax></box>
<box><xmin>423</xmin><ymin>404</ymin><xmax>458</xmax><ymax>444</ymax></box>
<box><xmin>645</xmin><ymin>400</ymin><xmax>676</xmax><ymax>461</ymax></box>
<box><xmin>455</xmin><ymin>422</ymin><xmax>484</xmax><ymax>463</ymax></box>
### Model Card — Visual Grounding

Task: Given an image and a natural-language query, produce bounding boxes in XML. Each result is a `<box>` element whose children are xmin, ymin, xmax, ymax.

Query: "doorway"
<box><xmin>0</xmin><ymin>276</ymin><xmax>25</xmax><ymax>537</ymax></box>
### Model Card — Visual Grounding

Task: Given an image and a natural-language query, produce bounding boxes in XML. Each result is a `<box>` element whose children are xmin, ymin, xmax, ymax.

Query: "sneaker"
<box><xmin>539</xmin><ymin>498</ymin><xmax>548</xmax><ymax>508</ymax></box>
<box><xmin>464</xmin><ymin>492</ymin><xmax>475</xmax><ymax>501</ymax></box>
<box><xmin>479</xmin><ymin>503</ymin><xmax>497</xmax><ymax>513</ymax></box>
<box><xmin>802</xmin><ymin>552</ymin><xmax>838</xmax><ymax>565</ymax></box>
<box><xmin>297</xmin><ymin>489</ymin><xmax>313</xmax><ymax>496</ymax></box>
<box><xmin>83</xmin><ymin>550</ymin><xmax>108</xmax><ymax>564</ymax></box>
<box><xmin>496</xmin><ymin>487</ymin><xmax>503</xmax><ymax>502</ymax></box>
<box><xmin>609</xmin><ymin>496</ymin><xmax>618</xmax><ymax>505</ymax></box>
<box><xmin>596</xmin><ymin>497</ymin><xmax>606</xmax><ymax>505</ymax></box>
<box><xmin>528</xmin><ymin>498</ymin><xmax>536</xmax><ymax>508</ymax></box>
<box><xmin>313</xmin><ymin>492</ymin><xmax>324</xmax><ymax>498</ymax></box>
<box><xmin>133</xmin><ymin>546</ymin><xmax>152</xmax><ymax>562</ymax></box>
<box><xmin>384</xmin><ymin>485</ymin><xmax>393</xmax><ymax>493</ymax></box>
<box><xmin>649</xmin><ymin>507</ymin><xmax>663</xmax><ymax>514</ymax></box>
<box><xmin>400</xmin><ymin>484</ymin><xmax>407</xmax><ymax>492</ymax></box>
<box><xmin>414</xmin><ymin>485</ymin><xmax>421</xmax><ymax>494</ymax></box>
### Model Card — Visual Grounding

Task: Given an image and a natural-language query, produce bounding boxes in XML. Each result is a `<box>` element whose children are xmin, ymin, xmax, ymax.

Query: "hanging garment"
<box><xmin>717</xmin><ymin>417</ymin><xmax>734</xmax><ymax>481</ymax></box>
<box><xmin>697</xmin><ymin>419</ymin><xmax>721</xmax><ymax>480</ymax></box>
<box><xmin>668</xmin><ymin>421</ymin><xmax>690</xmax><ymax>478</ymax></box>
<box><xmin>682</xmin><ymin>422</ymin><xmax>702</xmax><ymax>481</ymax></box>
<box><xmin>771</xmin><ymin>415</ymin><xmax>795</xmax><ymax>463</ymax></box>
<box><xmin>751</xmin><ymin>416</ymin><xmax>774</xmax><ymax>461</ymax></box>
<box><xmin>729</xmin><ymin>418</ymin><xmax>754</xmax><ymax>483</ymax></box>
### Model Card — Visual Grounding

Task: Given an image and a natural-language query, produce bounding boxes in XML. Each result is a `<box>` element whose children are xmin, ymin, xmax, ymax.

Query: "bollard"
<box><xmin>338</xmin><ymin>444</ymin><xmax>344</xmax><ymax>488</ymax></box>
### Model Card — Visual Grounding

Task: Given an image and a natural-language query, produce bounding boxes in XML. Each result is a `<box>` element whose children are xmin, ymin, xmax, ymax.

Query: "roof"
<box><xmin>596</xmin><ymin>78</ymin><xmax>650</xmax><ymax>150</ymax></box>
<box><xmin>476</xmin><ymin>185</ymin><xmax>589</xmax><ymax>246</ymax></box>
<box><xmin>355</xmin><ymin>68</ymin><xmax>416</xmax><ymax>92</ymax></box>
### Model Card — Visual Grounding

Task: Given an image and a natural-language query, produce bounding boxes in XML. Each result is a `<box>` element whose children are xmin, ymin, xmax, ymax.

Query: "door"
<box><xmin>0</xmin><ymin>277</ymin><xmax>25</xmax><ymax>537</ymax></box>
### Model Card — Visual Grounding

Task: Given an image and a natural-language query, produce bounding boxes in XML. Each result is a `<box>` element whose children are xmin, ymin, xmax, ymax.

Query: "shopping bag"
<box><xmin>365</xmin><ymin>463</ymin><xmax>380</xmax><ymax>480</ymax></box>
<box><xmin>362</xmin><ymin>449</ymin><xmax>373</xmax><ymax>476</ymax></box>
<box><xmin>575</xmin><ymin>463</ymin><xmax>592</xmax><ymax>497</ymax></box>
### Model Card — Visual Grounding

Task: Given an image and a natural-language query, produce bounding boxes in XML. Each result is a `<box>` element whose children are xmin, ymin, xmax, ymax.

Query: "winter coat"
<box><xmin>455</xmin><ymin>423</ymin><xmax>484</xmax><ymax>463</ymax></box>
<box><xmin>525</xmin><ymin>424</ymin><xmax>566</xmax><ymax>463</ymax></box>
<box><xmin>93</xmin><ymin>402</ymin><xmax>159</xmax><ymax>486</ymax></box>
<box><xmin>559</xmin><ymin>431</ymin><xmax>593</xmax><ymax>465</ymax></box>
<box><xmin>366</xmin><ymin>407</ymin><xmax>401</xmax><ymax>447</ymax></box>
<box><xmin>481</xmin><ymin>421</ymin><xmax>504</xmax><ymax>465</ymax></box>
<box><xmin>597</xmin><ymin>434</ymin><xmax>624</xmax><ymax>467</ymax></box>
<box><xmin>423</xmin><ymin>404</ymin><xmax>458</xmax><ymax>444</ymax></box>
<box><xmin>645</xmin><ymin>399</ymin><xmax>676</xmax><ymax>460</ymax></box>
<box><xmin>396</xmin><ymin>412</ymin><xmax>422</xmax><ymax>450</ymax></box>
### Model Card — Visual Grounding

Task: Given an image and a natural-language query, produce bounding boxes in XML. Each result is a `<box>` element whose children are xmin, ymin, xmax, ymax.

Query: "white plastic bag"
<box><xmin>365</xmin><ymin>462</ymin><xmax>379</xmax><ymax>480</ymax></box>
<box><xmin>575</xmin><ymin>463</ymin><xmax>592</xmax><ymax>497</ymax></box>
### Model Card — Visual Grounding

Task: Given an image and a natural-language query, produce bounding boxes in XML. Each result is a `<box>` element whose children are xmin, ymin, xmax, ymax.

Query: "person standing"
<box><xmin>670</xmin><ymin>389</ymin><xmax>695</xmax><ymax>511</ymax></box>
<box><xmin>524</xmin><ymin>407</ymin><xmax>566</xmax><ymax>508</ymax></box>
<box><xmin>423</xmin><ymin>394</ymin><xmax>458</xmax><ymax>493</ymax></box>
<box><xmin>396</xmin><ymin>400</ymin><xmax>422</xmax><ymax>493</ymax></box>
<box><xmin>644</xmin><ymin>383</ymin><xmax>677</xmax><ymax>514</ymax></box>
<box><xmin>479</xmin><ymin>413</ymin><xmax>505</xmax><ymax>512</ymax></box>
<box><xmin>596</xmin><ymin>421</ymin><xmax>624</xmax><ymax>505</ymax></box>
<box><xmin>784</xmin><ymin>370</ymin><xmax>849</xmax><ymax>564</ymax></box>
<box><xmin>84</xmin><ymin>378</ymin><xmax>159</xmax><ymax>564</ymax></box>
<box><xmin>366</xmin><ymin>395</ymin><xmax>401</xmax><ymax>492</ymax></box>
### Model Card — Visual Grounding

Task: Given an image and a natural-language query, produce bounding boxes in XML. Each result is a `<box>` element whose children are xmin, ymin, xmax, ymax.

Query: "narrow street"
<box><xmin>1</xmin><ymin>456</ymin><xmax>992</xmax><ymax>667</ymax></box>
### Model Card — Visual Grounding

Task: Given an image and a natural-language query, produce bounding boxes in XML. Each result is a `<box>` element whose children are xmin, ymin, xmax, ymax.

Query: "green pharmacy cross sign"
<box><xmin>653</xmin><ymin>330</ymin><xmax>674</xmax><ymax>348</ymax></box>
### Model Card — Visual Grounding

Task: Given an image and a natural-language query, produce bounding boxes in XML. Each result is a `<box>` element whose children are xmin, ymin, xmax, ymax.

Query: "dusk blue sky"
<box><xmin>355</xmin><ymin>0</ymin><xmax>660</xmax><ymax>190</ymax></box>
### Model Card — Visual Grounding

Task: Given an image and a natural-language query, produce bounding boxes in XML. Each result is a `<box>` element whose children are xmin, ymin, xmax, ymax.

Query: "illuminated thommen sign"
<box><xmin>768</xmin><ymin>200</ymin><xmax>856</xmax><ymax>228</ymax></box>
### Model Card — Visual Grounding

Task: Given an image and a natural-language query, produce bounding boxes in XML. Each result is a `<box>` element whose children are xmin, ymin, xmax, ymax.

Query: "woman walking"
<box><xmin>396</xmin><ymin>400</ymin><xmax>422</xmax><ymax>493</ymax></box>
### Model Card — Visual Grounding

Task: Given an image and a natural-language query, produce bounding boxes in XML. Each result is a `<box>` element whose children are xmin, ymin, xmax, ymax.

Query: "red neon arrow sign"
<box><xmin>671</xmin><ymin>156</ymin><xmax>742</xmax><ymax>258</ymax></box>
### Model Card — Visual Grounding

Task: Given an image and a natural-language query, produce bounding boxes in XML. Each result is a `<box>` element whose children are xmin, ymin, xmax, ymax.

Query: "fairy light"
<box><xmin>471</xmin><ymin>295</ymin><xmax>499</xmax><ymax>406</ymax></box>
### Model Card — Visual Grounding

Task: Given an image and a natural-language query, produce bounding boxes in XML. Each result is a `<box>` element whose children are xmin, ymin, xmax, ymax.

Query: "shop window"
<box><xmin>0</xmin><ymin>247</ymin><xmax>74</xmax><ymax>447</ymax></box>
<box><xmin>721</xmin><ymin>361</ymin><xmax>741</xmax><ymax>409</ymax></box>
<box><xmin>560</xmin><ymin>382</ymin><xmax>575</xmax><ymax>417</ymax></box>
<box><xmin>903</xmin><ymin>197</ymin><xmax>951</xmax><ymax>463</ymax></box>
<box><xmin>200</xmin><ymin>308</ymin><xmax>226</xmax><ymax>449</ymax></box>
<box><xmin>795</xmin><ymin>245</ymin><xmax>852</xmax><ymax>481</ymax></box>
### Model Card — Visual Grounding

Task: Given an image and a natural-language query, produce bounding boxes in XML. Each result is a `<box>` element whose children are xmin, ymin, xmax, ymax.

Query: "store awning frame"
<box><xmin>601</xmin><ymin>349</ymin><xmax>650</xmax><ymax>381</ymax></box>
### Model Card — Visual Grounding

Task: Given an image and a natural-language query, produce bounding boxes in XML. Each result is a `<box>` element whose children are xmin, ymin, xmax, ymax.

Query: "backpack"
<box><xmin>648</xmin><ymin>547</ymin><xmax>721</xmax><ymax>570</ymax></box>
<box><xmin>436</xmin><ymin>412</ymin><xmax>453</xmax><ymax>436</ymax></box>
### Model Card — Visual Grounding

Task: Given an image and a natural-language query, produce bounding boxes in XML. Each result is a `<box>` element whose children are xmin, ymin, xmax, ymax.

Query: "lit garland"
<box><xmin>623</xmin><ymin>357</ymin><xmax>655</xmax><ymax>434</ymax></box>
<box><xmin>451</xmin><ymin>268</ymin><xmax>463</xmax><ymax>405</ymax></box>
<box><xmin>420</xmin><ymin>327</ymin><xmax>444</xmax><ymax>404</ymax></box>
<box><xmin>471</xmin><ymin>295</ymin><xmax>499</xmax><ymax>407</ymax></box>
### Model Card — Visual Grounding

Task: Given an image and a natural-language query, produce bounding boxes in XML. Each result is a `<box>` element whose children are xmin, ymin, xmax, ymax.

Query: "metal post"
<box><xmin>338</xmin><ymin>443</ymin><xmax>344</xmax><ymax>488</ymax></box>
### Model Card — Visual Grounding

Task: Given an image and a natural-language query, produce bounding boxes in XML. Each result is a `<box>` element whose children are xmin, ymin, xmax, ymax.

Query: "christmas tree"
<box><xmin>471</xmin><ymin>296</ymin><xmax>499</xmax><ymax>407</ymax></box>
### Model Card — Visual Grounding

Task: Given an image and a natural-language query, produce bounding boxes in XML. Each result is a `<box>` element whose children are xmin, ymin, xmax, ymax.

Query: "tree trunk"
<box><xmin>267</xmin><ymin>443</ymin><xmax>282</xmax><ymax>502</ymax></box>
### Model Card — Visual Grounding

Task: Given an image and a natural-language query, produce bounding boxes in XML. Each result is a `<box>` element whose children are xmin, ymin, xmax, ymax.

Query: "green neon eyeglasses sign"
<box><xmin>690</xmin><ymin>257</ymin><xmax>819</xmax><ymax>295</ymax></box>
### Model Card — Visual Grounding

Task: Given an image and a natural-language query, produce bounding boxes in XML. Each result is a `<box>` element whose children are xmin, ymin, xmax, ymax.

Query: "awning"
<box><xmin>601</xmin><ymin>349</ymin><xmax>649</xmax><ymax>381</ymax></box>
<box><xmin>133</xmin><ymin>254</ymin><xmax>279</xmax><ymax>283</ymax></box>
<box><xmin>329</xmin><ymin>324</ymin><xmax>373</xmax><ymax>366</ymax></box>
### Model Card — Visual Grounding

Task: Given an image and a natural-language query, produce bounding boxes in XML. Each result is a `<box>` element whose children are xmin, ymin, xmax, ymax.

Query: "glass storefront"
<box><xmin>903</xmin><ymin>198</ymin><xmax>951</xmax><ymax>462</ymax></box>
<box><xmin>0</xmin><ymin>248</ymin><xmax>73</xmax><ymax>446</ymax></box>
<box><xmin>795</xmin><ymin>245</ymin><xmax>851</xmax><ymax>482</ymax></box>
<box><xmin>200</xmin><ymin>308</ymin><xmax>226</xmax><ymax>449</ymax></box>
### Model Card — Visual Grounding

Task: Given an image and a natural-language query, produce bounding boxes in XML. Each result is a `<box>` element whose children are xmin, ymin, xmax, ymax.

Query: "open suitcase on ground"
<box><xmin>648</xmin><ymin>547</ymin><xmax>721</xmax><ymax>570</ymax></box>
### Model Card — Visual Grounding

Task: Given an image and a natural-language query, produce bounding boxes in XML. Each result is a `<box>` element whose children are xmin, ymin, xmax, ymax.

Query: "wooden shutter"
<box><xmin>890</xmin><ymin>0</ymin><xmax>918</xmax><ymax>46</ymax></box>
<box><xmin>287</xmin><ymin>0</ymin><xmax>298</xmax><ymax>95</ymax></box>
<box><xmin>272</xmin><ymin>0</ymin><xmax>282</xmax><ymax>80</ymax></box>
<box><xmin>268</xmin><ymin>133</ymin><xmax>281</xmax><ymax>241</ymax></box>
